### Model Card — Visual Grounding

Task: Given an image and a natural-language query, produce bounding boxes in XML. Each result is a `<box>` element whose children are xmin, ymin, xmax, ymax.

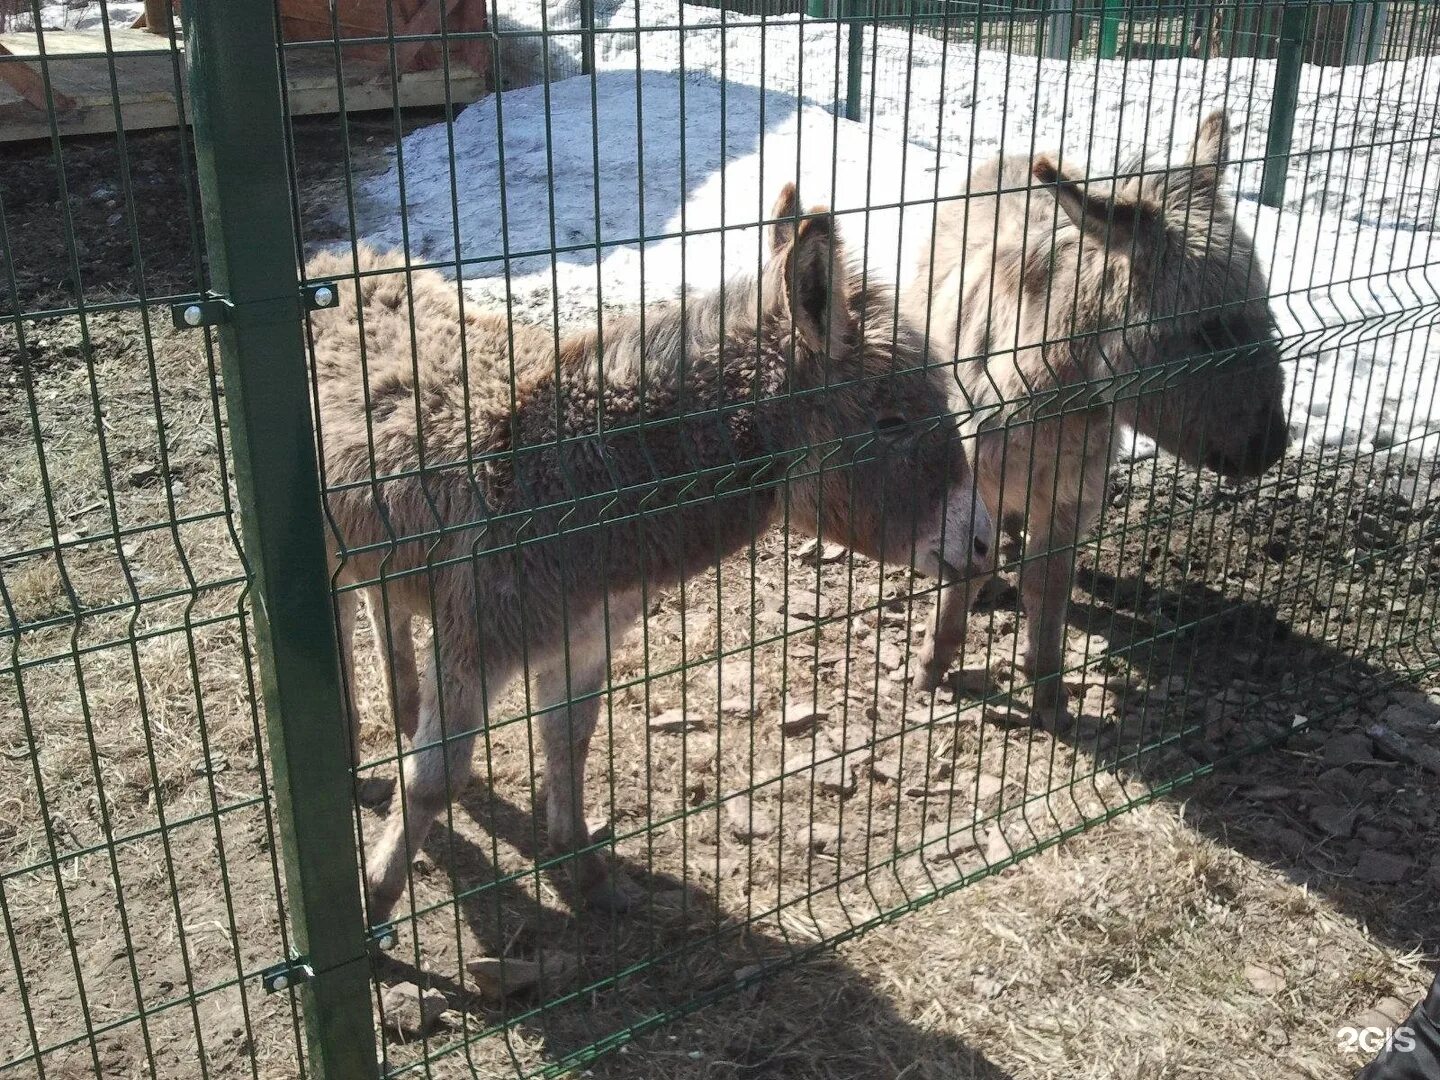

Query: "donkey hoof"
<box><xmin>365</xmin><ymin>875</ymin><xmax>405</xmax><ymax>925</ymax></box>
<box><xmin>562</xmin><ymin>851</ymin><xmax>634</xmax><ymax>914</ymax></box>
<box><xmin>914</xmin><ymin>659</ymin><xmax>949</xmax><ymax>693</ymax></box>
<box><xmin>581</xmin><ymin>863</ymin><xmax>636</xmax><ymax>914</ymax></box>
<box><xmin>1030</xmin><ymin>683</ymin><xmax>1074</xmax><ymax>734</ymax></box>
<box><xmin>586</xmin><ymin>876</ymin><xmax>636</xmax><ymax>915</ymax></box>
<box><xmin>356</xmin><ymin>775</ymin><xmax>396</xmax><ymax>809</ymax></box>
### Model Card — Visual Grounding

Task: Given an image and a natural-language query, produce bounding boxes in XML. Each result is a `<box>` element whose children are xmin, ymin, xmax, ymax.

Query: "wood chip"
<box><xmin>468</xmin><ymin>952</ymin><xmax>578</xmax><ymax>1000</ymax></box>
<box><xmin>734</xmin><ymin>963</ymin><xmax>767</xmax><ymax>985</ymax></box>
<box><xmin>1354</xmin><ymin>850</ymin><xmax>1413</xmax><ymax>884</ymax></box>
<box><xmin>1322</xmin><ymin>732</ymin><xmax>1378</xmax><ymax>768</ymax></box>
<box><xmin>925</xmin><ymin>828</ymin><xmax>982</xmax><ymax>862</ymax></box>
<box><xmin>876</xmin><ymin>641</ymin><xmax>904</xmax><ymax>671</ymax></box>
<box><xmin>794</xmin><ymin>538</ymin><xmax>847</xmax><ymax>564</ymax></box>
<box><xmin>906</xmin><ymin>771</ymin><xmax>1003</xmax><ymax>805</ymax></box>
<box><xmin>1243</xmin><ymin>963</ymin><xmax>1286</xmax><ymax>995</ymax></box>
<box><xmin>1242</xmin><ymin>783</ymin><xmax>1295</xmax><ymax>801</ymax></box>
<box><xmin>648</xmin><ymin>708</ymin><xmax>701</xmax><ymax>734</ymax></box>
<box><xmin>981</xmin><ymin>827</ymin><xmax>1012</xmax><ymax>862</ymax></box>
<box><xmin>951</xmin><ymin>668</ymin><xmax>994</xmax><ymax>696</ymax></box>
<box><xmin>815</xmin><ymin>757</ymin><xmax>857</xmax><ymax>798</ymax></box>
<box><xmin>784</xmin><ymin>593</ymin><xmax>829</xmax><ymax>621</ymax></box>
<box><xmin>724</xmin><ymin>796</ymin><xmax>774</xmax><ymax>842</ymax></box>
<box><xmin>780</xmin><ymin>703</ymin><xmax>826</xmax><ymax>736</ymax></box>
<box><xmin>1368</xmin><ymin>723</ymin><xmax>1440</xmax><ymax>776</ymax></box>
<box><xmin>798</xmin><ymin>821</ymin><xmax>843</xmax><ymax>854</ymax></box>
<box><xmin>381</xmin><ymin>982</ymin><xmax>447</xmax><ymax>1039</ymax></box>
<box><xmin>1310</xmin><ymin>803</ymin><xmax>1359</xmax><ymax>838</ymax></box>
<box><xmin>869</xmin><ymin>754</ymin><xmax>900</xmax><ymax>784</ymax></box>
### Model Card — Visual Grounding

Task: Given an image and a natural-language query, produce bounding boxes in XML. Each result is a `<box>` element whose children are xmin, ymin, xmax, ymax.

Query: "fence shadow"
<box><xmin>1056</xmin><ymin>566</ymin><xmax>1440</xmax><ymax>959</ymax></box>
<box><xmin>370</xmin><ymin>784</ymin><xmax>1013</xmax><ymax>1079</ymax></box>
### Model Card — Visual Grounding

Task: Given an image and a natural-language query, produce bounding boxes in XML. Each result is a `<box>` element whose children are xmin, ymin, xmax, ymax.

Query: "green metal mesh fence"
<box><xmin>1</xmin><ymin>0</ymin><xmax>1438</xmax><ymax>1076</ymax></box>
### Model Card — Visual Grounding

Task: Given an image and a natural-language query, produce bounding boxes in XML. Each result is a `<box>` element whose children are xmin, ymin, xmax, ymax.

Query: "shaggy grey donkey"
<box><xmin>905</xmin><ymin>111</ymin><xmax>1289</xmax><ymax>726</ymax></box>
<box><xmin>308</xmin><ymin>184</ymin><xmax>994</xmax><ymax>919</ymax></box>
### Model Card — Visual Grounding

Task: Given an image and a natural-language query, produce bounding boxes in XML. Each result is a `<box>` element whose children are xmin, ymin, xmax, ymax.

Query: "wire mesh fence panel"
<box><xmin>287</xmin><ymin>0</ymin><xmax>1439</xmax><ymax>1074</ymax></box>
<box><xmin>0</xmin><ymin>4</ymin><xmax>312</xmax><ymax>1077</ymax></box>
<box><xmin>4</xmin><ymin>0</ymin><xmax>1440</xmax><ymax>1076</ymax></box>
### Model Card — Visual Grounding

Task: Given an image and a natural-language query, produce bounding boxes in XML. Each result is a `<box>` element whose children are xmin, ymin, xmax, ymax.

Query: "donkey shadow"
<box><xmin>369</xmin><ymin>783</ymin><xmax>1014</xmax><ymax>1079</ymax></box>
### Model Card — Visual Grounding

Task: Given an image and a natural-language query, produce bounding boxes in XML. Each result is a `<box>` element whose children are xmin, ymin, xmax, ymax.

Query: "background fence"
<box><xmin>1</xmin><ymin>0</ymin><xmax>1438</xmax><ymax>1077</ymax></box>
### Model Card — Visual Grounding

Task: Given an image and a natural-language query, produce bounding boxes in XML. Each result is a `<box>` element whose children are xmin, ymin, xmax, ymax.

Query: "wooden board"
<box><xmin>0</xmin><ymin>27</ymin><xmax>488</xmax><ymax>143</ymax></box>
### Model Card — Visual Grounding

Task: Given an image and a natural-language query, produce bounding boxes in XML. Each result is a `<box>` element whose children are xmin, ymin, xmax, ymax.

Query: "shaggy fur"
<box><xmin>903</xmin><ymin>111</ymin><xmax>1289</xmax><ymax>724</ymax></box>
<box><xmin>308</xmin><ymin>186</ymin><xmax>993</xmax><ymax>919</ymax></box>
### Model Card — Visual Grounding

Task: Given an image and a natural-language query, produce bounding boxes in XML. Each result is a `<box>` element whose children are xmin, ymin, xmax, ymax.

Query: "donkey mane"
<box><xmin>308</xmin><ymin>245</ymin><xmax>929</xmax><ymax>513</ymax></box>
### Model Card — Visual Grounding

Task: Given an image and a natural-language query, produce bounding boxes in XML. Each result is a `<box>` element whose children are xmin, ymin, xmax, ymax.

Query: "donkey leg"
<box><xmin>365</xmin><ymin>633</ymin><xmax>500</xmax><ymax>923</ymax></box>
<box><xmin>1018</xmin><ymin>540</ymin><xmax>1073</xmax><ymax>730</ymax></box>
<box><xmin>536</xmin><ymin>595</ymin><xmax>638</xmax><ymax>912</ymax></box>
<box><xmin>334</xmin><ymin>587</ymin><xmax>364</xmax><ymax>768</ymax></box>
<box><xmin>1020</xmin><ymin>476</ymin><xmax>1101</xmax><ymax>732</ymax></box>
<box><xmin>370</xmin><ymin>588</ymin><xmax>420</xmax><ymax>742</ymax></box>
<box><xmin>916</xmin><ymin>574</ymin><xmax>987</xmax><ymax>691</ymax></box>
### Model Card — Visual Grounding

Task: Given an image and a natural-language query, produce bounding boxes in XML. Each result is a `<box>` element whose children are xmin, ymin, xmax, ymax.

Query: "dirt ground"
<box><xmin>1</xmin><ymin>116</ymin><xmax>1437</xmax><ymax>1080</ymax></box>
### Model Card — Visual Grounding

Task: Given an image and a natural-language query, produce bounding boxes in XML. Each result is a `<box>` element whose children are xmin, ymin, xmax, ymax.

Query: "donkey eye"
<box><xmin>875</xmin><ymin>415</ymin><xmax>909</xmax><ymax>436</ymax></box>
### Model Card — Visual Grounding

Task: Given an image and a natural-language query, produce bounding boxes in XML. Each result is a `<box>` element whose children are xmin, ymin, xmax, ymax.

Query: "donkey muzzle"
<box><xmin>1208</xmin><ymin>405</ymin><xmax>1290</xmax><ymax>478</ymax></box>
<box><xmin>923</xmin><ymin>487</ymin><xmax>995</xmax><ymax>583</ymax></box>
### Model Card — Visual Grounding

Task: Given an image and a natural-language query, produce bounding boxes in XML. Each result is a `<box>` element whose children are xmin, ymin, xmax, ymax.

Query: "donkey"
<box><xmin>308</xmin><ymin>185</ymin><xmax>993</xmax><ymax>920</ymax></box>
<box><xmin>904</xmin><ymin>111</ymin><xmax>1289</xmax><ymax>726</ymax></box>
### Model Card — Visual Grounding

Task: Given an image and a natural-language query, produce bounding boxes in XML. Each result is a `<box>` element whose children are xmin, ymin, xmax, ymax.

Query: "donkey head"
<box><xmin>1034</xmin><ymin>111</ymin><xmax>1290</xmax><ymax>478</ymax></box>
<box><xmin>762</xmin><ymin>184</ymin><xmax>994</xmax><ymax>581</ymax></box>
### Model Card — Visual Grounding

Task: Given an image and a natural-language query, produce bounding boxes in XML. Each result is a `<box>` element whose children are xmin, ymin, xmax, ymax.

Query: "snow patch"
<box><xmin>353</xmin><ymin>8</ymin><xmax>1440</xmax><ymax>456</ymax></box>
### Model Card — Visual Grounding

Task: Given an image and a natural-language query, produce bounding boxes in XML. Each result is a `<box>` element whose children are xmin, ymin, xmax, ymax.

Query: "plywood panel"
<box><xmin>0</xmin><ymin>26</ymin><xmax>487</xmax><ymax>143</ymax></box>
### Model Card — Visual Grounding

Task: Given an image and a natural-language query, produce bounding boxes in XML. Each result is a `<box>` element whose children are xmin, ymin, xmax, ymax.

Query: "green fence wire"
<box><xmin>1</xmin><ymin>0</ymin><xmax>1438</xmax><ymax>1076</ymax></box>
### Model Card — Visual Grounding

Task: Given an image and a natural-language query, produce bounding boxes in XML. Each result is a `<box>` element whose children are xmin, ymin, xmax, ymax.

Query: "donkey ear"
<box><xmin>780</xmin><ymin>206</ymin><xmax>854</xmax><ymax>356</ymax></box>
<box><xmin>1180</xmin><ymin>109</ymin><xmax>1231</xmax><ymax>200</ymax></box>
<box><xmin>1190</xmin><ymin>109</ymin><xmax>1230</xmax><ymax>168</ymax></box>
<box><xmin>1033</xmin><ymin>155</ymin><xmax>1139</xmax><ymax>241</ymax></box>
<box><xmin>770</xmin><ymin>182</ymin><xmax>800</xmax><ymax>254</ymax></box>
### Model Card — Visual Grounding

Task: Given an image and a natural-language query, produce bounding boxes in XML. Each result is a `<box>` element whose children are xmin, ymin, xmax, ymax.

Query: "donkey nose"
<box><xmin>1238</xmin><ymin>408</ymin><xmax>1290</xmax><ymax>475</ymax></box>
<box><xmin>973</xmin><ymin>536</ymin><xmax>990</xmax><ymax>560</ymax></box>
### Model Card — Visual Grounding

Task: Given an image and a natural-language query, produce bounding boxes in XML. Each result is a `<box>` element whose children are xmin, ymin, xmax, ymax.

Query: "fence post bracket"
<box><xmin>367</xmin><ymin>922</ymin><xmax>400</xmax><ymax>954</ymax></box>
<box><xmin>261</xmin><ymin>956</ymin><xmax>315</xmax><ymax>994</ymax></box>
<box><xmin>169</xmin><ymin>294</ymin><xmax>233</xmax><ymax>330</ymax></box>
<box><xmin>302</xmin><ymin>281</ymin><xmax>340</xmax><ymax>312</ymax></box>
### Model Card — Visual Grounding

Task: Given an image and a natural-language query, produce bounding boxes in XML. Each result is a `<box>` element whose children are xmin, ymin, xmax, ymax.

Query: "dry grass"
<box><xmin>0</xmin><ymin>310</ymin><xmax>302</xmax><ymax>1078</ymax></box>
<box><xmin>576</xmin><ymin>799</ymin><xmax>1432</xmax><ymax>1080</ymax></box>
<box><xmin>2</xmin><ymin>297</ymin><xmax>1437</xmax><ymax>1080</ymax></box>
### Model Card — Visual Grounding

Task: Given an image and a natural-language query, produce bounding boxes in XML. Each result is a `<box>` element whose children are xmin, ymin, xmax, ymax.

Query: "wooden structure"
<box><xmin>0</xmin><ymin>0</ymin><xmax>490</xmax><ymax>142</ymax></box>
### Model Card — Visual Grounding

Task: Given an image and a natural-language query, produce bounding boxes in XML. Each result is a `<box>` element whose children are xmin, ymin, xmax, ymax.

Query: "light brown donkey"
<box><xmin>308</xmin><ymin>185</ymin><xmax>993</xmax><ymax>920</ymax></box>
<box><xmin>905</xmin><ymin>111</ymin><xmax>1288</xmax><ymax>726</ymax></box>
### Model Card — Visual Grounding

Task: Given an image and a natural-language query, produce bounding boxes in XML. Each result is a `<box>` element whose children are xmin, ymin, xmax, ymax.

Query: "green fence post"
<box><xmin>1042</xmin><ymin>0</ymin><xmax>1076</xmax><ymax>58</ymax></box>
<box><xmin>1364</xmin><ymin>1</ymin><xmax>1389</xmax><ymax>63</ymax></box>
<box><xmin>1098</xmin><ymin>0</ymin><xmax>1122</xmax><ymax>57</ymax></box>
<box><xmin>1261</xmin><ymin>0</ymin><xmax>1306</xmax><ymax>207</ymax></box>
<box><xmin>845</xmin><ymin>0</ymin><xmax>864</xmax><ymax>121</ymax></box>
<box><xmin>807</xmin><ymin>0</ymin><xmax>827</xmax><ymax>16</ymax></box>
<box><xmin>580</xmin><ymin>0</ymin><xmax>596</xmax><ymax>76</ymax></box>
<box><xmin>180</xmin><ymin>2</ymin><xmax>380</xmax><ymax>1077</ymax></box>
<box><xmin>1346</xmin><ymin>0</ymin><xmax>1389</xmax><ymax>63</ymax></box>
